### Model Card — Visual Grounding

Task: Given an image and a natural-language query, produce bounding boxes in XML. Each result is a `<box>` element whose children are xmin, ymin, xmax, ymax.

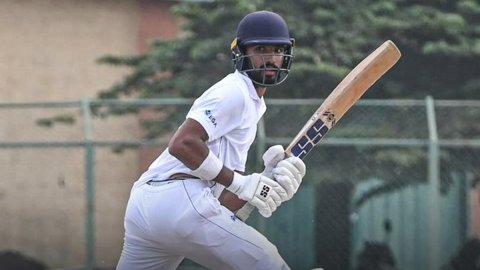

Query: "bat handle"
<box><xmin>235</xmin><ymin>203</ymin><xmax>255</xmax><ymax>221</ymax></box>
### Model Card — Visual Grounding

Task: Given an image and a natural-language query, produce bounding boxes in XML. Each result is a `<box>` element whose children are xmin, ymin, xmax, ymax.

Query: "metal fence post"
<box><xmin>255</xmin><ymin>117</ymin><xmax>268</xmax><ymax>233</ymax></box>
<box><xmin>81</xmin><ymin>98</ymin><xmax>96</xmax><ymax>270</ymax></box>
<box><xmin>426</xmin><ymin>95</ymin><xmax>440</xmax><ymax>270</ymax></box>
<box><xmin>256</xmin><ymin>117</ymin><xmax>267</xmax><ymax>171</ymax></box>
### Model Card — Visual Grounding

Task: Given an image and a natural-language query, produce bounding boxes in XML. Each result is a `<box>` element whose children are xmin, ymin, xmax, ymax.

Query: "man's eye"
<box><xmin>253</xmin><ymin>46</ymin><xmax>285</xmax><ymax>54</ymax></box>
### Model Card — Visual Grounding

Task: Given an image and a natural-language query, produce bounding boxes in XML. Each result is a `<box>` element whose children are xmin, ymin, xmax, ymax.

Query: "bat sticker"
<box><xmin>322</xmin><ymin>110</ymin><xmax>336</xmax><ymax>125</ymax></box>
<box><xmin>290</xmin><ymin>119</ymin><xmax>330</xmax><ymax>159</ymax></box>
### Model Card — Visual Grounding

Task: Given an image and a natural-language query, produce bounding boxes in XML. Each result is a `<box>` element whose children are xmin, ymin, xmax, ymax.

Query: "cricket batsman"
<box><xmin>116</xmin><ymin>10</ymin><xmax>306</xmax><ymax>270</ymax></box>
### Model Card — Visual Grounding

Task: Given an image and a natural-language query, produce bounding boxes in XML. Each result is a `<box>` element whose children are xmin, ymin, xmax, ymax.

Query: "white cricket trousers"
<box><xmin>116</xmin><ymin>179</ymin><xmax>290</xmax><ymax>270</ymax></box>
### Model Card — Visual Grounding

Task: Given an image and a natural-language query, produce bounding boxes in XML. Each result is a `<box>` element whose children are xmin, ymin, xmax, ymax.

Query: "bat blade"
<box><xmin>235</xmin><ymin>40</ymin><xmax>401</xmax><ymax>221</ymax></box>
<box><xmin>287</xmin><ymin>40</ymin><xmax>401</xmax><ymax>159</ymax></box>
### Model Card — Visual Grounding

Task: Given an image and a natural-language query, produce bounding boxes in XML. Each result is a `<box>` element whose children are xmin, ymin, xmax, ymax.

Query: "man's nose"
<box><xmin>263</xmin><ymin>52</ymin><xmax>282</xmax><ymax>62</ymax></box>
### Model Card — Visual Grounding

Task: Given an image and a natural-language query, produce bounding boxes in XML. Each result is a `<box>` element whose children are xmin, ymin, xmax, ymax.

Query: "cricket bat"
<box><xmin>236</xmin><ymin>40</ymin><xmax>401</xmax><ymax>221</ymax></box>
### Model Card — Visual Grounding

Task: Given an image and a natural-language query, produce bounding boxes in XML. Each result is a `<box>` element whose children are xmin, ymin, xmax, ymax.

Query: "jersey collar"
<box><xmin>235</xmin><ymin>70</ymin><xmax>262</xmax><ymax>101</ymax></box>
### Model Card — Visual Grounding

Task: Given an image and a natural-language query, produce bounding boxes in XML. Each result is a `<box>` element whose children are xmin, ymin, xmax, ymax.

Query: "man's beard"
<box><xmin>246</xmin><ymin>65</ymin><xmax>279</xmax><ymax>86</ymax></box>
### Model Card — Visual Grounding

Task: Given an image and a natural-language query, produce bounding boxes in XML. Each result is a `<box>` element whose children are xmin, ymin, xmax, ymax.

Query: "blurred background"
<box><xmin>1</xmin><ymin>0</ymin><xmax>480</xmax><ymax>270</ymax></box>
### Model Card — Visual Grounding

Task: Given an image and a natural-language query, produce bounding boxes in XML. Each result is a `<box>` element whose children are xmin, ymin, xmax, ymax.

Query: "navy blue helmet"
<box><xmin>231</xmin><ymin>11</ymin><xmax>294</xmax><ymax>87</ymax></box>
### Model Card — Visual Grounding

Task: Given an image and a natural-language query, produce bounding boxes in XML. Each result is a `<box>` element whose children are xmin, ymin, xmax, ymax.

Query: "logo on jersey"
<box><xmin>205</xmin><ymin>110</ymin><xmax>217</xmax><ymax>127</ymax></box>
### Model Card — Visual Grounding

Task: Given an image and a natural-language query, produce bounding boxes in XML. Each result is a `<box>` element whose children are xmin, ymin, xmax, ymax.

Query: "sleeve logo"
<box><xmin>205</xmin><ymin>110</ymin><xmax>217</xmax><ymax>127</ymax></box>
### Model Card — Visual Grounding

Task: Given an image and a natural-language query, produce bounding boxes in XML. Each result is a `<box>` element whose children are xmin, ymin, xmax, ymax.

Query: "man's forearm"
<box><xmin>218</xmin><ymin>189</ymin><xmax>247</xmax><ymax>212</ymax></box>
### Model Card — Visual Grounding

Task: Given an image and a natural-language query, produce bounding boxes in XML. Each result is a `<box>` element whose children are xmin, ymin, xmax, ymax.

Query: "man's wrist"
<box><xmin>226</xmin><ymin>172</ymin><xmax>243</xmax><ymax>194</ymax></box>
<box><xmin>191</xmin><ymin>151</ymin><xmax>223</xmax><ymax>180</ymax></box>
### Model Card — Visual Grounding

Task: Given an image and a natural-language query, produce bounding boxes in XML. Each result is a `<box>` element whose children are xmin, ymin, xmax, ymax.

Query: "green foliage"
<box><xmin>36</xmin><ymin>114</ymin><xmax>76</xmax><ymax>127</ymax></box>
<box><xmin>366</xmin><ymin>0</ymin><xmax>480</xmax><ymax>98</ymax></box>
<box><xmin>98</xmin><ymin>0</ymin><xmax>480</xmax><ymax>100</ymax></box>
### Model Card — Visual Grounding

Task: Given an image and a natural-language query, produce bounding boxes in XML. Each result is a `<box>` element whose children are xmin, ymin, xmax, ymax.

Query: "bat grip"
<box><xmin>235</xmin><ymin>203</ymin><xmax>255</xmax><ymax>221</ymax></box>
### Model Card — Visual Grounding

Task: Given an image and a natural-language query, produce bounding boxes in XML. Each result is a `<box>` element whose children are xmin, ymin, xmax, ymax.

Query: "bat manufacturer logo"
<box><xmin>323</xmin><ymin>110</ymin><xmax>336</xmax><ymax>126</ymax></box>
<box><xmin>290</xmin><ymin>119</ymin><xmax>329</xmax><ymax>159</ymax></box>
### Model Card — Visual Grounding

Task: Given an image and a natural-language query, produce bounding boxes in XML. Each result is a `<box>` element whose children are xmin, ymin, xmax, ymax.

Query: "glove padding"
<box><xmin>272</xmin><ymin>156</ymin><xmax>306</xmax><ymax>201</ymax></box>
<box><xmin>235</xmin><ymin>145</ymin><xmax>286</xmax><ymax>220</ymax></box>
<box><xmin>262</xmin><ymin>145</ymin><xmax>286</xmax><ymax>178</ymax></box>
<box><xmin>227</xmin><ymin>172</ymin><xmax>288</xmax><ymax>218</ymax></box>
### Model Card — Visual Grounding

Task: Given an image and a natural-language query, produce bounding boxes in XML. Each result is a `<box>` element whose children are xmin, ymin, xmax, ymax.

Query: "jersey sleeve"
<box><xmin>186</xmin><ymin>84</ymin><xmax>245</xmax><ymax>142</ymax></box>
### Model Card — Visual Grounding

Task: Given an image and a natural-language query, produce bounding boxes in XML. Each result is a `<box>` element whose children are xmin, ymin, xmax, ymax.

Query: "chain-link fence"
<box><xmin>1</xmin><ymin>98</ymin><xmax>479</xmax><ymax>270</ymax></box>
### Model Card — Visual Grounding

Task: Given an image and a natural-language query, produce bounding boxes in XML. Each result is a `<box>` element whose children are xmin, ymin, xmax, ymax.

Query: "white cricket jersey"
<box><xmin>135</xmin><ymin>70</ymin><xmax>266</xmax><ymax>188</ymax></box>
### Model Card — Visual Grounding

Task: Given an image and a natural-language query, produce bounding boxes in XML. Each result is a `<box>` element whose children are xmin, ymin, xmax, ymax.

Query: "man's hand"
<box><xmin>227</xmin><ymin>173</ymin><xmax>288</xmax><ymax>218</ymax></box>
<box><xmin>261</xmin><ymin>145</ymin><xmax>285</xmax><ymax>178</ymax></box>
<box><xmin>235</xmin><ymin>145</ymin><xmax>305</xmax><ymax>220</ymax></box>
<box><xmin>272</xmin><ymin>156</ymin><xmax>306</xmax><ymax>201</ymax></box>
<box><xmin>235</xmin><ymin>145</ymin><xmax>285</xmax><ymax>218</ymax></box>
<box><xmin>261</xmin><ymin>145</ymin><xmax>306</xmax><ymax>201</ymax></box>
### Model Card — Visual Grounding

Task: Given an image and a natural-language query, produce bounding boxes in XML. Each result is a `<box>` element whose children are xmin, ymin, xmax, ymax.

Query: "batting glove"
<box><xmin>272</xmin><ymin>156</ymin><xmax>306</xmax><ymax>201</ymax></box>
<box><xmin>235</xmin><ymin>145</ymin><xmax>291</xmax><ymax>220</ymax></box>
<box><xmin>262</xmin><ymin>145</ymin><xmax>306</xmax><ymax>201</ymax></box>
<box><xmin>227</xmin><ymin>172</ymin><xmax>288</xmax><ymax>218</ymax></box>
<box><xmin>261</xmin><ymin>145</ymin><xmax>286</xmax><ymax>178</ymax></box>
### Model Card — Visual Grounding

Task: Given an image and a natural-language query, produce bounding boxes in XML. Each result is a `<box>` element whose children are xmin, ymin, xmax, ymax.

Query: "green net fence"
<box><xmin>1</xmin><ymin>98</ymin><xmax>479</xmax><ymax>270</ymax></box>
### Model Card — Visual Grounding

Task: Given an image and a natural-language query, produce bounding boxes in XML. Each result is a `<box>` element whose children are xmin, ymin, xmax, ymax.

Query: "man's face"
<box><xmin>244</xmin><ymin>45</ymin><xmax>286</xmax><ymax>85</ymax></box>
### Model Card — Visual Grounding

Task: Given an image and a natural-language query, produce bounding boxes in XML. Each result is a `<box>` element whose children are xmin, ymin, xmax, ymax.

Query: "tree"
<box><xmin>98</xmin><ymin>0</ymin><xmax>480</xmax><ymax>101</ymax></box>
